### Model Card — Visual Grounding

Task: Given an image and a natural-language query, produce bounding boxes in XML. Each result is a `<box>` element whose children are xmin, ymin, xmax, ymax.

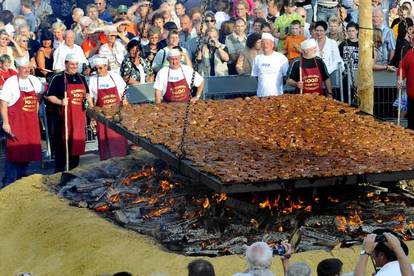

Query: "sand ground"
<box><xmin>1</xmin><ymin>156</ymin><xmax>413</xmax><ymax>275</ymax></box>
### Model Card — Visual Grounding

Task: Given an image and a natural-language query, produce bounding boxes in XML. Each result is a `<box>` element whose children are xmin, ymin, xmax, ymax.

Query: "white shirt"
<box><xmin>0</xmin><ymin>75</ymin><xmax>43</xmax><ymax>107</ymax></box>
<box><xmin>317</xmin><ymin>37</ymin><xmax>344</xmax><ymax>75</ymax></box>
<box><xmin>88</xmin><ymin>72</ymin><xmax>127</xmax><ymax>104</ymax></box>
<box><xmin>98</xmin><ymin>41</ymin><xmax>127</xmax><ymax>74</ymax></box>
<box><xmin>375</xmin><ymin>261</ymin><xmax>414</xmax><ymax>276</ymax></box>
<box><xmin>53</xmin><ymin>43</ymin><xmax>88</xmax><ymax>72</ymax></box>
<box><xmin>251</xmin><ymin>52</ymin><xmax>289</xmax><ymax>97</ymax></box>
<box><xmin>154</xmin><ymin>65</ymin><xmax>203</xmax><ymax>96</ymax></box>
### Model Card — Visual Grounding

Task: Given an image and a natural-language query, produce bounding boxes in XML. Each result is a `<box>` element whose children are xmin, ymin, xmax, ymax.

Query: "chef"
<box><xmin>89</xmin><ymin>57</ymin><xmax>129</xmax><ymax>160</ymax></box>
<box><xmin>0</xmin><ymin>57</ymin><xmax>43</xmax><ymax>187</ymax></box>
<box><xmin>154</xmin><ymin>48</ymin><xmax>204</xmax><ymax>103</ymax></box>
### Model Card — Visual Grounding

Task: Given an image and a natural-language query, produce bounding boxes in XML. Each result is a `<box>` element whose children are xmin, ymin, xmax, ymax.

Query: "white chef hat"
<box><xmin>261</xmin><ymin>32</ymin><xmax>274</xmax><ymax>42</ymax></box>
<box><xmin>301</xmin><ymin>39</ymin><xmax>318</xmax><ymax>50</ymax></box>
<box><xmin>94</xmin><ymin>57</ymin><xmax>108</xmax><ymax>66</ymax></box>
<box><xmin>167</xmin><ymin>48</ymin><xmax>181</xmax><ymax>58</ymax></box>
<box><xmin>15</xmin><ymin>57</ymin><xmax>30</xmax><ymax>67</ymax></box>
<box><xmin>65</xmin><ymin>53</ymin><xmax>78</xmax><ymax>62</ymax></box>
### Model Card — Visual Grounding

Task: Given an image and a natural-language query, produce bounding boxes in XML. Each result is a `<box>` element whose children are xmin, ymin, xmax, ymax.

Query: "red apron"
<box><xmin>95</xmin><ymin>75</ymin><xmax>128</xmax><ymax>160</ymax></box>
<box><xmin>163</xmin><ymin>67</ymin><xmax>191</xmax><ymax>102</ymax></box>
<box><xmin>6</xmin><ymin>78</ymin><xmax>41</xmax><ymax>162</ymax></box>
<box><xmin>301</xmin><ymin>58</ymin><xmax>324</xmax><ymax>95</ymax></box>
<box><xmin>63</xmin><ymin>75</ymin><xmax>86</xmax><ymax>156</ymax></box>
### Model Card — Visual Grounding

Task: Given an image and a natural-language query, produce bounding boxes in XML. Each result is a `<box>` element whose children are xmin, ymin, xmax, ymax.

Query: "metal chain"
<box><xmin>142</xmin><ymin>0</ymin><xmax>155</xmax><ymax>77</ymax></box>
<box><xmin>176</xmin><ymin>0</ymin><xmax>209</xmax><ymax>159</ymax></box>
<box><xmin>337</xmin><ymin>4</ymin><xmax>358</xmax><ymax>106</ymax></box>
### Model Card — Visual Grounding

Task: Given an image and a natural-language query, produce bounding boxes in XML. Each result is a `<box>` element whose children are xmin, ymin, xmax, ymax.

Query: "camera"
<box><xmin>208</xmin><ymin>38</ymin><xmax>216</xmax><ymax>47</ymax></box>
<box><xmin>375</xmin><ymin>235</ymin><xmax>386</xmax><ymax>243</ymax></box>
<box><xmin>273</xmin><ymin>245</ymin><xmax>286</xmax><ymax>256</ymax></box>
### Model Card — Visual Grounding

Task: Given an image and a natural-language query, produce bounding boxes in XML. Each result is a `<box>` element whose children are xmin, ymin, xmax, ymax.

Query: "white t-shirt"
<box><xmin>153</xmin><ymin>65</ymin><xmax>203</xmax><ymax>97</ymax></box>
<box><xmin>88</xmin><ymin>72</ymin><xmax>127</xmax><ymax>104</ymax></box>
<box><xmin>0</xmin><ymin>75</ymin><xmax>43</xmax><ymax>107</ymax></box>
<box><xmin>53</xmin><ymin>43</ymin><xmax>89</xmax><ymax>73</ymax></box>
<box><xmin>251</xmin><ymin>52</ymin><xmax>289</xmax><ymax>97</ymax></box>
<box><xmin>375</xmin><ymin>261</ymin><xmax>414</xmax><ymax>276</ymax></box>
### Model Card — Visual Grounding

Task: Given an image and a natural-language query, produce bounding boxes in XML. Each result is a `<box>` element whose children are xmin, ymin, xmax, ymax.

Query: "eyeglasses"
<box><xmin>96</xmin><ymin>66</ymin><xmax>106</xmax><ymax>69</ymax></box>
<box><xmin>119</xmin><ymin>12</ymin><xmax>127</xmax><ymax>15</ymax></box>
<box><xmin>95</xmin><ymin>2</ymin><xmax>103</xmax><ymax>5</ymax></box>
<box><xmin>205</xmin><ymin>19</ymin><xmax>215</xmax><ymax>23</ymax></box>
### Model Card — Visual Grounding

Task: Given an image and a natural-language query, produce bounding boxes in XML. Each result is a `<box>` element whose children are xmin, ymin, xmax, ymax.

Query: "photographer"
<box><xmin>354</xmin><ymin>230</ymin><xmax>414</xmax><ymax>276</ymax></box>
<box><xmin>197</xmin><ymin>28</ymin><xmax>229</xmax><ymax>77</ymax></box>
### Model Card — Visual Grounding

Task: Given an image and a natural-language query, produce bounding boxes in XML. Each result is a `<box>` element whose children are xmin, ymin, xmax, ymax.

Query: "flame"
<box><xmin>366</xmin><ymin>192</ymin><xmax>374</xmax><ymax>198</ymax></box>
<box><xmin>122</xmin><ymin>166</ymin><xmax>154</xmax><ymax>186</ymax></box>
<box><xmin>304</xmin><ymin>205</ymin><xmax>312</xmax><ymax>212</ymax></box>
<box><xmin>95</xmin><ymin>204</ymin><xmax>109</xmax><ymax>212</ymax></box>
<box><xmin>313</xmin><ymin>196</ymin><xmax>320</xmax><ymax>203</ymax></box>
<box><xmin>144</xmin><ymin>207</ymin><xmax>171</xmax><ymax>219</ymax></box>
<box><xmin>327</xmin><ymin>196</ymin><xmax>340</xmax><ymax>203</ymax></box>
<box><xmin>131</xmin><ymin>197</ymin><xmax>146</xmax><ymax>204</ymax></box>
<box><xmin>250</xmin><ymin>218</ymin><xmax>259</xmax><ymax>229</ymax></box>
<box><xmin>160</xmin><ymin>180</ymin><xmax>174</xmax><ymax>192</ymax></box>
<box><xmin>147</xmin><ymin>196</ymin><xmax>158</xmax><ymax>205</ymax></box>
<box><xmin>277</xmin><ymin>225</ymin><xmax>284</xmax><ymax>232</ymax></box>
<box><xmin>109</xmin><ymin>193</ymin><xmax>121</xmax><ymax>203</ymax></box>
<box><xmin>408</xmin><ymin>221</ymin><xmax>414</xmax><ymax>229</ymax></box>
<box><xmin>335</xmin><ymin>216</ymin><xmax>347</xmax><ymax>232</ymax></box>
<box><xmin>273</xmin><ymin>195</ymin><xmax>281</xmax><ymax>207</ymax></box>
<box><xmin>216</xmin><ymin>193</ymin><xmax>228</xmax><ymax>203</ymax></box>
<box><xmin>348</xmin><ymin>210</ymin><xmax>363</xmax><ymax>227</ymax></box>
<box><xmin>259</xmin><ymin>197</ymin><xmax>272</xmax><ymax>209</ymax></box>
<box><xmin>203</xmin><ymin>198</ymin><xmax>211</xmax><ymax>209</ymax></box>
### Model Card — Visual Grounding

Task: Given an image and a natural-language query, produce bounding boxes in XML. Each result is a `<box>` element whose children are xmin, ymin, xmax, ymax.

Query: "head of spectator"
<box><xmin>180</xmin><ymin>15</ymin><xmax>193</xmax><ymax>33</ymax></box>
<box><xmin>190</xmin><ymin>7</ymin><xmax>203</xmax><ymax>32</ymax></box>
<box><xmin>20</xmin><ymin>0</ymin><xmax>33</xmax><ymax>16</ymax></box>
<box><xmin>116</xmin><ymin>5</ymin><xmax>129</xmax><ymax>21</ymax></box>
<box><xmin>40</xmin><ymin>30</ymin><xmax>53</xmax><ymax>49</ymax></box>
<box><xmin>372</xmin><ymin>8</ymin><xmax>385</xmax><ymax>28</ymax></box>
<box><xmin>253</xmin><ymin>2</ymin><xmax>266</xmax><ymax>19</ymax></box>
<box><xmin>137</xmin><ymin>21</ymin><xmax>150</xmax><ymax>39</ymax></box>
<box><xmin>246</xmin><ymin>32</ymin><xmax>262</xmax><ymax>51</ymax></box>
<box><xmin>65</xmin><ymin>53</ymin><xmax>79</xmax><ymax>74</ymax></box>
<box><xmin>0</xmin><ymin>54</ymin><xmax>12</xmax><ymax>72</ymax></box>
<box><xmin>64</xmin><ymin>30</ymin><xmax>76</xmax><ymax>47</ymax></box>
<box><xmin>164</xmin><ymin>21</ymin><xmax>178</xmax><ymax>32</ymax></box>
<box><xmin>261</xmin><ymin>22</ymin><xmax>273</xmax><ymax>33</ymax></box>
<box><xmin>234</xmin><ymin>17</ymin><xmax>247</xmax><ymax>36</ymax></box>
<box><xmin>290</xmin><ymin>20</ymin><xmax>301</xmax><ymax>37</ymax></box>
<box><xmin>0</xmin><ymin>30</ymin><xmax>10</xmax><ymax>48</ymax></box>
<box><xmin>94</xmin><ymin>0</ymin><xmax>107</xmax><ymax>15</ymax></box>
<box><xmin>282</xmin><ymin>0</ymin><xmax>297</xmax><ymax>15</ymax></box>
<box><xmin>17</xmin><ymin>24</ymin><xmax>32</xmax><ymax>39</ymax></box>
<box><xmin>175</xmin><ymin>2</ymin><xmax>186</xmax><ymax>17</ymax></box>
<box><xmin>286</xmin><ymin>263</ymin><xmax>312</xmax><ymax>276</ymax></box>
<box><xmin>328</xmin><ymin>17</ymin><xmax>341</xmax><ymax>37</ymax></box>
<box><xmin>167</xmin><ymin>48</ymin><xmax>182</xmax><ymax>69</ymax></box>
<box><xmin>187</xmin><ymin>259</ymin><xmax>216</xmax><ymax>276</ymax></box>
<box><xmin>167</xmin><ymin>29</ymin><xmax>180</xmax><ymax>47</ymax></box>
<box><xmin>317</xmin><ymin>258</ymin><xmax>343</xmax><ymax>276</ymax></box>
<box><xmin>80</xmin><ymin>16</ymin><xmax>93</xmax><ymax>35</ymax></box>
<box><xmin>105</xmin><ymin>27</ymin><xmax>118</xmax><ymax>46</ymax></box>
<box><xmin>204</xmin><ymin>12</ymin><xmax>217</xmax><ymax>30</ymax></box>
<box><xmin>314</xmin><ymin>21</ymin><xmax>328</xmax><ymax>41</ymax></box>
<box><xmin>160</xmin><ymin>3</ymin><xmax>173</xmax><ymax>22</ymax></box>
<box><xmin>373</xmin><ymin>27</ymin><xmax>383</xmax><ymax>49</ymax></box>
<box><xmin>52</xmin><ymin>22</ymin><xmax>66</xmax><ymax>43</ymax></box>
<box><xmin>371</xmin><ymin>229</ymin><xmax>409</xmax><ymax>268</ymax></box>
<box><xmin>244</xmin><ymin>242</ymin><xmax>273</xmax><ymax>274</ymax></box>
<box><xmin>236</xmin><ymin>1</ymin><xmax>250</xmax><ymax>20</ymax></box>
<box><xmin>0</xmin><ymin>10</ymin><xmax>14</xmax><ymax>25</ymax></box>
<box><xmin>148</xmin><ymin>26</ymin><xmax>161</xmax><ymax>46</ymax></box>
<box><xmin>87</xmin><ymin>4</ymin><xmax>99</xmax><ymax>21</ymax></box>
<box><xmin>346</xmin><ymin>22</ymin><xmax>359</xmax><ymax>41</ymax></box>
<box><xmin>398</xmin><ymin>5</ymin><xmax>411</xmax><ymax>21</ymax></box>
<box><xmin>402</xmin><ymin>1</ymin><xmax>413</xmax><ymax>14</ymax></box>
<box><xmin>301</xmin><ymin>38</ymin><xmax>317</xmax><ymax>58</ymax></box>
<box><xmin>137</xmin><ymin>1</ymin><xmax>151</xmax><ymax>18</ymax></box>
<box><xmin>15</xmin><ymin>34</ymin><xmax>29</xmax><ymax>51</ymax></box>
<box><xmin>94</xmin><ymin>56</ymin><xmax>109</xmax><ymax>76</ymax></box>
<box><xmin>72</xmin><ymin>8</ymin><xmax>85</xmax><ymax>24</ymax></box>
<box><xmin>15</xmin><ymin>57</ymin><xmax>31</xmax><ymax>78</ymax></box>
<box><xmin>13</xmin><ymin>15</ymin><xmax>28</xmax><ymax>31</ymax></box>
<box><xmin>296</xmin><ymin>7</ymin><xmax>307</xmax><ymax>21</ymax></box>
<box><xmin>253</xmin><ymin>18</ymin><xmax>267</xmax><ymax>33</ymax></box>
<box><xmin>152</xmin><ymin>13</ymin><xmax>165</xmax><ymax>31</ymax></box>
<box><xmin>126</xmin><ymin>39</ymin><xmax>141</xmax><ymax>59</ymax></box>
<box><xmin>220</xmin><ymin>20</ymin><xmax>235</xmax><ymax>38</ymax></box>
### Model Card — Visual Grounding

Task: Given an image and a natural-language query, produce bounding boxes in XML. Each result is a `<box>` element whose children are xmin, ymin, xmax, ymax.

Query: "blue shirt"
<box><xmin>380</xmin><ymin>24</ymin><xmax>396</xmax><ymax>62</ymax></box>
<box><xmin>24</xmin><ymin>13</ymin><xmax>36</xmax><ymax>32</ymax></box>
<box><xmin>99</xmin><ymin>10</ymin><xmax>113</xmax><ymax>23</ymax></box>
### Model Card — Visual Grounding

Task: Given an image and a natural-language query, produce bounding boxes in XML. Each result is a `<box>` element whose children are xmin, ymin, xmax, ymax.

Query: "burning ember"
<box><xmin>56</xmin><ymin>157</ymin><xmax>414</xmax><ymax>256</ymax></box>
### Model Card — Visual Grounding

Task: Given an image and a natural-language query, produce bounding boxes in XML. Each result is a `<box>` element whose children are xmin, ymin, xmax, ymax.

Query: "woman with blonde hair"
<box><xmin>373</xmin><ymin>28</ymin><xmax>397</xmax><ymax>71</ymax></box>
<box><xmin>52</xmin><ymin>21</ymin><xmax>66</xmax><ymax>49</ymax></box>
<box><xmin>13</xmin><ymin>34</ymin><xmax>36</xmax><ymax>71</ymax></box>
<box><xmin>0</xmin><ymin>30</ymin><xmax>19</xmax><ymax>69</ymax></box>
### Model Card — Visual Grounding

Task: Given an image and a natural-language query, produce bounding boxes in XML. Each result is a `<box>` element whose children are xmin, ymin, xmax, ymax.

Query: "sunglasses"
<box><xmin>95</xmin><ymin>2</ymin><xmax>103</xmax><ymax>5</ymax></box>
<box><xmin>96</xmin><ymin>66</ymin><xmax>106</xmax><ymax>69</ymax></box>
<box><xmin>119</xmin><ymin>12</ymin><xmax>127</xmax><ymax>15</ymax></box>
<box><xmin>205</xmin><ymin>19</ymin><xmax>215</xmax><ymax>23</ymax></box>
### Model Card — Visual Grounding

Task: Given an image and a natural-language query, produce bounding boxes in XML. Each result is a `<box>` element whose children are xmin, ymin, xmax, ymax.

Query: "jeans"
<box><xmin>316</xmin><ymin>6</ymin><xmax>338</xmax><ymax>22</ymax></box>
<box><xmin>1</xmin><ymin>160</ymin><xmax>29</xmax><ymax>188</ymax></box>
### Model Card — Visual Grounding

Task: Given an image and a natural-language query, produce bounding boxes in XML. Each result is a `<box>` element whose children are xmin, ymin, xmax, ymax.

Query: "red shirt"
<box><xmin>399</xmin><ymin>49</ymin><xmax>414</xmax><ymax>99</ymax></box>
<box><xmin>0</xmin><ymin>68</ymin><xmax>17</xmax><ymax>87</ymax></box>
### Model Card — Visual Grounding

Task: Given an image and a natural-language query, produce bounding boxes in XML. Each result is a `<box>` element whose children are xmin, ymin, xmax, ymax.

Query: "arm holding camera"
<box><xmin>210</xmin><ymin>38</ymin><xmax>229</xmax><ymax>62</ymax></box>
<box><xmin>280</xmin><ymin>242</ymin><xmax>293</xmax><ymax>275</ymax></box>
<box><xmin>354</xmin><ymin>234</ymin><xmax>377</xmax><ymax>276</ymax></box>
<box><xmin>383</xmin><ymin>232</ymin><xmax>414</xmax><ymax>276</ymax></box>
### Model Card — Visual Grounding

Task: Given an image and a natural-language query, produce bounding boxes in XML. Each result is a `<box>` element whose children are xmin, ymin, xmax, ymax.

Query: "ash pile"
<box><xmin>54</xmin><ymin>154</ymin><xmax>414</xmax><ymax>257</ymax></box>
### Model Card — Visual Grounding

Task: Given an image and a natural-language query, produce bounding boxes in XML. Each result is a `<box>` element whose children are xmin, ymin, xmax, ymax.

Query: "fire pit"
<box><xmin>55</xmin><ymin>153</ymin><xmax>414</xmax><ymax>257</ymax></box>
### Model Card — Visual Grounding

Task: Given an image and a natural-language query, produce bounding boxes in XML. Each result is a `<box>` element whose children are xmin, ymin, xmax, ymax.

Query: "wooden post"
<box><xmin>357</xmin><ymin>0</ymin><xmax>374</xmax><ymax>114</ymax></box>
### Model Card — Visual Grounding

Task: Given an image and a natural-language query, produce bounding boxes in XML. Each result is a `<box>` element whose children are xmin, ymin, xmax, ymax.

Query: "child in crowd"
<box><xmin>284</xmin><ymin>20</ymin><xmax>305</xmax><ymax>61</ymax></box>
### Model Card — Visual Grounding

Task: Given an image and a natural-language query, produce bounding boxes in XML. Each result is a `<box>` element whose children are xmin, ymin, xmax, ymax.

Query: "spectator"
<box><xmin>175</xmin><ymin>2</ymin><xmax>186</xmax><ymax>17</ymax></box>
<box><xmin>52</xmin><ymin>21</ymin><xmax>66</xmax><ymax>49</ymax></box>
<box><xmin>74</xmin><ymin>16</ymin><xmax>92</xmax><ymax>46</ymax></box>
<box><xmin>94</xmin><ymin>0</ymin><xmax>113</xmax><ymax>23</ymax></box>
<box><xmin>127</xmin><ymin>1</ymin><xmax>151</xmax><ymax>26</ymax></box>
<box><xmin>32</xmin><ymin>0</ymin><xmax>53</xmax><ymax>29</ymax></box>
<box><xmin>152</xmin><ymin>29</ymin><xmax>191</xmax><ymax>73</ymax></box>
<box><xmin>0</xmin><ymin>31</ymin><xmax>16</xmax><ymax>70</ymax></box>
<box><xmin>13</xmin><ymin>34</ymin><xmax>33</xmax><ymax>71</ymax></box>
<box><xmin>53</xmin><ymin>30</ymin><xmax>88</xmax><ymax>72</ymax></box>
<box><xmin>284</xmin><ymin>20</ymin><xmax>305</xmax><ymax>61</ymax></box>
<box><xmin>236</xmin><ymin>32</ymin><xmax>261</xmax><ymax>75</ymax></box>
<box><xmin>115</xmin><ymin>19</ymin><xmax>134</xmax><ymax>46</ymax></box>
<box><xmin>274</xmin><ymin>0</ymin><xmax>303</xmax><ymax>52</ymax></box>
<box><xmin>20</xmin><ymin>0</ymin><xmax>36</xmax><ymax>33</ymax></box>
<box><xmin>233</xmin><ymin>241</ymin><xmax>274</xmax><ymax>276</ymax></box>
<box><xmin>338</xmin><ymin>22</ymin><xmax>359</xmax><ymax>70</ymax></box>
<box><xmin>16</xmin><ymin>24</ymin><xmax>40</xmax><ymax>59</ymax></box>
<box><xmin>260</xmin><ymin>22</ymin><xmax>274</xmax><ymax>34</ymax></box>
<box><xmin>317</xmin><ymin>258</ymin><xmax>343</xmax><ymax>276</ymax></box>
<box><xmin>214</xmin><ymin>0</ymin><xmax>230</xmax><ymax>30</ymax></box>
<box><xmin>296</xmin><ymin>7</ymin><xmax>311</xmax><ymax>38</ymax></box>
<box><xmin>327</xmin><ymin>16</ymin><xmax>344</xmax><ymax>44</ymax></box>
<box><xmin>71</xmin><ymin>8</ymin><xmax>85</xmax><ymax>33</ymax></box>
<box><xmin>373</xmin><ymin>27</ymin><xmax>397</xmax><ymax>71</ymax></box>
<box><xmin>314</xmin><ymin>21</ymin><xmax>344</xmax><ymax>75</ymax></box>
<box><xmin>154</xmin><ymin>48</ymin><xmax>204</xmax><ymax>103</ymax></box>
<box><xmin>316</xmin><ymin>0</ymin><xmax>339</xmax><ymax>22</ymax></box>
<box><xmin>81</xmin><ymin>24</ymin><xmax>107</xmax><ymax>58</ymax></box>
<box><xmin>225</xmin><ymin>17</ymin><xmax>247</xmax><ymax>75</ymax></box>
<box><xmin>188</xmin><ymin>259</ymin><xmax>216</xmax><ymax>276</ymax></box>
<box><xmin>233</xmin><ymin>0</ymin><xmax>254</xmax><ymax>18</ymax></box>
<box><xmin>0</xmin><ymin>57</ymin><xmax>43</xmax><ymax>187</ymax></box>
<box><xmin>219</xmin><ymin>20</ymin><xmax>235</xmax><ymax>44</ymax></box>
<box><xmin>118</xmin><ymin>5</ymin><xmax>138</xmax><ymax>36</ymax></box>
<box><xmin>286</xmin><ymin>263</ymin><xmax>312</xmax><ymax>276</ymax></box>
<box><xmin>204</xmin><ymin>12</ymin><xmax>217</xmax><ymax>31</ymax></box>
<box><xmin>50</xmin><ymin>0</ymin><xmax>76</xmax><ymax>28</ymax></box>
<box><xmin>197</xmin><ymin>28</ymin><xmax>229</xmax><ymax>76</ymax></box>
<box><xmin>35</xmin><ymin>30</ymin><xmax>54</xmax><ymax>79</ymax></box>
<box><xmin>398</xmin><ymin>35</ymin><xmax>414</xmax><ymax>130</ymax></box>
<box><xmin>0</xmin><ymin>54</ymin><xmax>17</xmax><ymax>89</ymax></box>
<box><xmin>190</xmin><ymin>7</ymin><xmax>203</xmax><ymax>34</ymax></box>
<box><xmin>354</xmin><ymin>230</ymin><xmax>414</xmax><ymax>276</ymax></box>
<box><xmin>287</xmin><ymin>39</ymin><xmax>332</xmax><ymax>96</ymax></box>
<box><xmin>390</xmin><ymin>17</ymin><xmax>414</xmax><ymax>67</ymax></box>
<box><xmin>265</xmin><ymin>0</ymin><xmax>282</xmax><ymax>23</ymax></box>
<box><xmin>252</xmin><ymin>2</ymin><xmax>266</xmax><ymax>21</ymax></box>
<box><xmin>152</xmin><ymin>13</ymin><xmax>167</xmax><ymax>41</ymax></box>
<box><xmin>251</xmin><ymin>18</ymin><xmax>267</xmax><ymax>34</ymax></box>
<box><xmin>87</xmin><ymin>4</ymin><xmax>106</xmax><ymax>27</ymax></box>
<box><xmin>120</xmin><ymin>39</ymin><xmax>153</xmax><ymax>85</ymax></box>
<box><xmin>141</xmin><ymin>26</ymin><xmax>162</xmax><ymax>67</ymax></box>
<box><xmin>372</xmin><ymin>7</ymin><xmax>396</xmax><ymax>63</ymax></box>
<box><xmin>179</xmin><ymin>15</ymin><xmax>198</xmax><ymax>55</ymax></box>
<box><xmin>98</xmin><ymin>27</ymin><xmax>127</xmax><ymax>74</ymax></box>
<box><xmin>295</xmin><ymin>0</ymin><xmax>313</xmax><ymax>24</ymax></box>
<box><xmin>252</xmin><ymin>32</ymin><xmax>289</xmax><ymax>97</ymax></box>
<box><xmin>88</xmin><ymin>57</ymin><xmax>128</xmax><ymax>161</ymax></box>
